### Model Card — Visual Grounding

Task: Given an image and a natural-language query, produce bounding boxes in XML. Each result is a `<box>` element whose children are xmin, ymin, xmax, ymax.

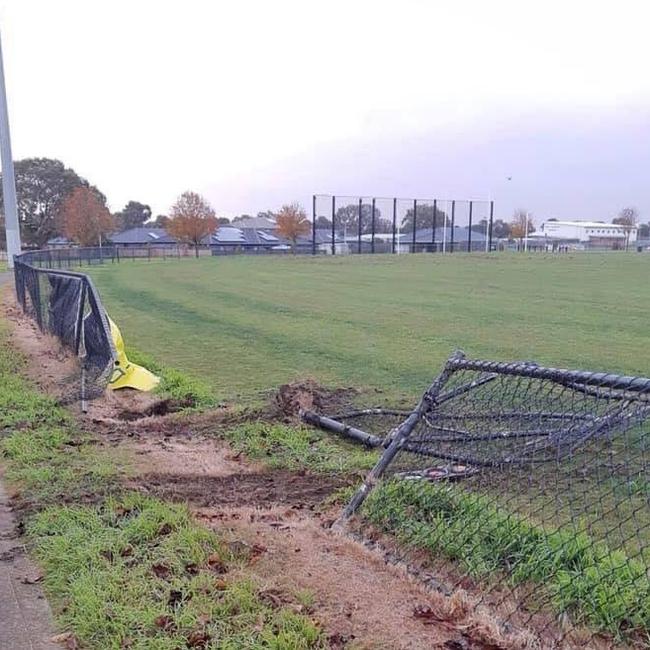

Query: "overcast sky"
<box><xmin>2</xmin><ymin>0</ymin><xmax>649</xmax><ymax>223</ymax></box>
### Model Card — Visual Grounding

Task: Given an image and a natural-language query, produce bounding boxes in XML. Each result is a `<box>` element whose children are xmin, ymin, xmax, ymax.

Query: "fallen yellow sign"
<box><xmin>108</xmin><ymin>318</ymin><xmax>160</xmax><ymax>391</ymax></box>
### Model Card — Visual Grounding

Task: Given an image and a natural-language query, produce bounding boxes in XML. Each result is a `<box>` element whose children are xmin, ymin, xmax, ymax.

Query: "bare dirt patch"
<box><xmin>276</xmin><ymin>379</ymin><xmax>356</xmax><ymax>419</ymax></box>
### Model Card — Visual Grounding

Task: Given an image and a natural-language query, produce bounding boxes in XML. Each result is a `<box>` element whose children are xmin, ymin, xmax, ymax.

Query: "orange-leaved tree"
<box><xmin>62</xmin><ymin>187</ymin><xmax>114</xmax><ymax>246</ymax></box>
<box><xmin>510</xmin><ymin>209</ymin><xmax>535</xmax><ymax>246</ymax></box>
<box><xmin>275</xmin><ymin>202</ymin><xmax>310</xmax><ymax>252</ymax></box>
<box><xmin>167</xmin><ymin>191</ymin><xmax>218</xmax><ymax>257</ymax></box>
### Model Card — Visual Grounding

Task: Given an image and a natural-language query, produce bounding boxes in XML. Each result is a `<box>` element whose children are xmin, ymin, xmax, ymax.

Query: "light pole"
<box><xmin>0</xmin><ymin>29</ymin><xmax>20</xmax><ymax>268</ymax></box>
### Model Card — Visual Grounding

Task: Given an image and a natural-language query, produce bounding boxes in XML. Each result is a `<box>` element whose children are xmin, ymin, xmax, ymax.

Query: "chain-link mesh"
<box><xmin>13</xmin><ymin>256</ymin><xmax>116</xmax><ymax>404</ymax></box>
<box><xmin>334</xmin><ymin>352</ymin><xmax>650</xmax><ymax>647</ymax></box>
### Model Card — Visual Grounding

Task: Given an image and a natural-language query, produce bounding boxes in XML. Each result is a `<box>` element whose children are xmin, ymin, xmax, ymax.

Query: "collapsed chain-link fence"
<box><xmin>13</xmin><ymin>253</ymin><xmax>116</xmax><ymax>407</ymax></box>
<box><xmin>306</xmin><ymin>352</ymin><xmax>650</xmax><ymax>647</ymax></box>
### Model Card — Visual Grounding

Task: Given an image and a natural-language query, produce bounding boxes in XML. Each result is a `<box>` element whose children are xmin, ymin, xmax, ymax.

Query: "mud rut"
<box><xmin>2</xmin><ymin>293</ymin><xmax>548</xmax><ymax>650</ymax></box>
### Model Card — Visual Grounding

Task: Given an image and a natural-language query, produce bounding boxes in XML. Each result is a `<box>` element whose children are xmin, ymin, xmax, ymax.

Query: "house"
<box><xmin>46</xmin><ymin>236</ymin><xmax>74</xmax><ymax>248</ymax></box>
<box><xmin>539</xmin><ymin>220</ymin><xmax>637</xmax><ymax>250</ymax></box>
<box><xmin>399</xmin><ymin>226</ymin><xmax>487</xmax><ymax>252</ymax></box>
<box><xmin>110</xmin><ymin>227</ymin><xmax>177</xmax><ymax>247</ymax></box>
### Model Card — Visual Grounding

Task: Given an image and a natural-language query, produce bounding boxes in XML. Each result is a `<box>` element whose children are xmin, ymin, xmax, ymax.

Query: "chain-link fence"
<box><xmin>13</xmin><ymin>253</ymin><xmax>117</xmax><ymax>407</ymax></box>
<box><xmin>312</xmin><ymin>195</ymin><xmax>495</xmax><ymax>254</ymax></box>
<box><xmin>308</xmin><ymin>352</ymin><xmax>650</xmax><ymax>647</ymax></box>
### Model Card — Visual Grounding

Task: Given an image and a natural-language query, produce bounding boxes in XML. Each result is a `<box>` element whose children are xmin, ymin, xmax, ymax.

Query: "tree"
<box><xmin>315</xmin><ymin>215</ymin><xmax>332</xmax><ymax>229</ymax></box>
<box><xmin>492</xmin><ymin>219</ymin><xmax>511</xmax><ymax>239</ymax></box>
<box><xmin>0</xmin><ymin>158</ymin><xmax>99</xmax><ymax>247</ymax></box>
<box><xmin>167</xmin><ymin>191</ymin><xmax>218</xmax><ymax>257</ymax></box>
<box><xmin>152</xmin><ymin>214</ymin><xmax>169</xmax><ymax>228</ymax></box>
<box><xmin>216</xmin><ymin>217</ymin><xmax>230</xmax><ymax>226</ymax></box>
<box><xmin>613</xmin><ymin>207</ymin><xmax>639</xmax><ymax>250</ymax></box>
<box><xmin>334</xmin><ymin>203</ymin><xmax>382</xmax><ymax>235</ymax></box>
<box><xmin>470</xmin><ymin>219</ymin><xmax>488</xmax><ymax>234</ymax></box>
<box><xmin>62</xmin><ymin>187</ymin><xmax>114</xmax><ymax>246</ymax></box>
<box><xmin>275</xmin><ymin>202</ymin><xmax>310</xmax><ymax>252</ymax></box>
<box><xmin>114</xmin><ymin>201</ymin><xmax>152</xmax><ymax>231</ymax></box>
<box><xmin>400</xmin><ymin>203</ymin><xmax>447</xmax><ymax>233</ymax></box>
<box><xmin>510</xmin><ymin>209</ymin><xmax>535</xmax><ymax>246</ymax></box>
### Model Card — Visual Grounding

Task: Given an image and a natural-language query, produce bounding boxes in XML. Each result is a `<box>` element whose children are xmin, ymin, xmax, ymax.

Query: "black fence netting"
<box><xmin>13</xmin><ymin>254</ymin><xmax>116</xmax><ymax>405</ymax></box>
<box><xmin>310</xmin><ymin>352</ymin><xmax>650</xmax><ymax>647</ymax></box>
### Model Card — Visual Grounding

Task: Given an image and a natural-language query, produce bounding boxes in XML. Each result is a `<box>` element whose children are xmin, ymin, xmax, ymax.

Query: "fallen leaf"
<box><xmin>207</xmin><ymin>553</ymin><xmax>227</xmax><ymax>574</ymax></box>
<box><xmin>154</xmin><ymin>614</ymin><xmax>176</xmax><ymax>632</ymax></box>
<box><xmin>158</xmin><ymin>522</ymin><xmax>173</xmax><ymax>536</ymax></box>
<box><xmin>186</xmin><ymin>630</ymin><xmax>211</xmax><ymax>648</ymax></box>
<box><xmin>184</xmin><ymin>562</ymin><xmax>199</xmax><ymax>575</ymax></box>
<box><xmin>152</xmin><ymin>563</ymin><xmax>171</xmax><ymax>579</ymax></box>
<box><xmin>21</xmin><ymin>571</ymin><xmax>43</xmax><ymax>584</ymax></box>
<box><xmin>413</xmin><ymin>605</ymin><xmax>444</xmax><ymax>624</ymax></box>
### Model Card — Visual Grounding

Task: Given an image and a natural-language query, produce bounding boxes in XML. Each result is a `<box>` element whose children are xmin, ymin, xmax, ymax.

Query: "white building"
<box><xmin>538</xmin><ymin>220</ymin><xmax>637</xmax><ymax>250</ymax></box>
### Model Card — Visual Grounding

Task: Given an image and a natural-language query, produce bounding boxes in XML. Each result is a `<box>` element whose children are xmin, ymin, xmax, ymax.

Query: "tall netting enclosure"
<box><xmin>311</xmin><ymin>195</ymin><xmax>494</xmax><ymax>254</ymax></box>
<box><xmin>336</xmin><ymin>353</ymin><xmax>650</xmax><ymax>647</ymax></box>
<box><xmin>14</xmin><ymin>255</ymin><xmax>116</xmax><ymax>405</ymax></box>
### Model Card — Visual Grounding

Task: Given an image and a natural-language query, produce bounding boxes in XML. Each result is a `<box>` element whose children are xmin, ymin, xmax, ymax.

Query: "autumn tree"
<box><xmin>510</xmin><ymin>209</ymin><xmax>535</xmax><ymax>246</ymax></box>
<box><xmin>167</xmin><ymin>191</ymin><xmax>218</xmax><ymax>257</ymax></box>
<box><xmin>275</xmin><ymin>202</ymin><xmax>310</xmax><ymax>252</ymax></box>
<box><xmin>62</xmin><ymin>187</ymin><xmax>114</xmax><ymax>246</ymax></box>
<box><xmin>613</xmin><ymin>207</ymin><xmax>639</xmax><ymax>250</ymax></box>
<box><xmin>0</xmin><ymin>158</ymin><xmax>100</xmax><ymax>246</ymax></box>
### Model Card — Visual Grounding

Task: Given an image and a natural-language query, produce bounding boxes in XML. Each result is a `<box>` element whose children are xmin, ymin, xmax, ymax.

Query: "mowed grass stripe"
<box><xmin>88</xmin><ymin>253</ymin><xmax>650</xmax><ymax>400</ymax></box>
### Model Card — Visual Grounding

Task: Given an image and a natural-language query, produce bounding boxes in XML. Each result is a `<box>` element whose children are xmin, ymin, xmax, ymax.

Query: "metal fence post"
<box><xmin>331</xmin><ymin>195</ymin><xmax>336</xmax><ymax>255</ymax></box>
<box><xmin>488</xmin><ymin>201</ymin><xmax>494</xmax><ymax>252</ymax></box>
<box><xmin>357</xmin><ymin>197</ymin><xmax>362</xmax><ymax>254</ymax></box>
<box><xmin>432</xmin><ymin>199</ymin><xmax>437</xmax><ymax>252</ymax></box>
<box><xmin>412</xmin><ymin>199</ymin><xmax>417</xmax><ymax>253</ymax></box>
<box><xmin>312</xmin><ymin>194</ymin><xmax>317</xmax><ymax>255</ymax></box>
<box><xmin>468</xmin><ymin>201</ymin><xmax>473</xmax><ymax>252</ymax></box>
<box><xmin>371</xmin><ymin>198</ymin><xmax>376</xmax><ymax>254</ymax></box>
<box><xmin>392</xmin><ymin>198</ymin><xmax>397</xmax><ymax>254</ymax></box>
<box><xmin>450</xmin><ymin>200</ymin><xmax>456</xmax><ymax>252</ymax></box>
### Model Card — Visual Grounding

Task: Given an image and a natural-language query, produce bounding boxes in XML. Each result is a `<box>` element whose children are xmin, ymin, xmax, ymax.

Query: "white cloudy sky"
<box><xmin>2</xmin><ymin>0</ymin><xmax>649</xmax><ymax>222</ymax></box>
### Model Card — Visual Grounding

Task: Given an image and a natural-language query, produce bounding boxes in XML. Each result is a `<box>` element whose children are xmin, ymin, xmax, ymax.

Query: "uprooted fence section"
<box><xmin>306</xmin><ymin>352</ymin><xmax>650</xmax><ymax>647</ymax></box>
<box><xmin>13</xmin><ymin>253</ymin><xmax>116</xmax><ymax>407</ymax></box>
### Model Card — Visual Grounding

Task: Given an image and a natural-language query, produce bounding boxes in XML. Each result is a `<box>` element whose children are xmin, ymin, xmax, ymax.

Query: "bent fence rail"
<box><xmin>13</xmin><ymin>251</ymin><xmax>116</xmax><ymax>408</ymax></box>
<box><xmin>313</xmin><ymin>351</ymin><xmax>650</xmax><ymax>647</ymax></box>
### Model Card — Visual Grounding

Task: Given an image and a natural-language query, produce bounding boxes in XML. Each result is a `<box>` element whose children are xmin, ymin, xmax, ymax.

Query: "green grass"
<box><xmin>0</xmin><ymin>320</ymin><xmax>325</xmax><ymax>649</ymax></box>
<box><xmin>87</xmin><ymin>253</ymin><xmax>650</xmax><ymax>403</ymax></box>
<box><xmin>223</xmin><ymin>422</ymin><xmax>378</xmax><ymax>473</ymax></box>
<box><xmin>364</xmin><ymin>479</ymin><xmax>650</xmax><ymax>641</ymax></box>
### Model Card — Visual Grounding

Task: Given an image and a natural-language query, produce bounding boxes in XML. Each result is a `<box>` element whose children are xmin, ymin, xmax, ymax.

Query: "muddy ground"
<box><xmin>2</xmin><ymin>291</ymin><xmax>610</xmax><ymax>650</ymax></box>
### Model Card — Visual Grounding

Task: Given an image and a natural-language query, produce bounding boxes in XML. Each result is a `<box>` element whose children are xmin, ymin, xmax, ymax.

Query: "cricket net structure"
<box><xmin>305</xmin><ymin>351</ymin><xmax>650</xmax><ymax>647</ymax></box>
<box><xmin>13</xmin><ymin>252</ymin><xmax>116</xmax><ymax>407</ymax></box>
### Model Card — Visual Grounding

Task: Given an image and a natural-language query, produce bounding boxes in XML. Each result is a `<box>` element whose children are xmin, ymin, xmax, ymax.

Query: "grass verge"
<box><xmin>363</xmin><ymin>479</ymin><xmax>650</xmax><ymax>641</ymax></box>
<box><xmin>222</xmin><ymin>421</ymin><xmax>378</xmax><ymax>473</ymax></box>
<box><xmin>0</xmin><ymin>321</ymin><xmax>325</xmax><ymax>649</ymax></box>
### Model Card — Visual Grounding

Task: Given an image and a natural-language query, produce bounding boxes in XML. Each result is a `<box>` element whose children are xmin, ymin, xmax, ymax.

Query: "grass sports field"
<box><xmin>88</xmin><ymin>252</ymin><xmax>650</xmax><ymax>403</ymax></box>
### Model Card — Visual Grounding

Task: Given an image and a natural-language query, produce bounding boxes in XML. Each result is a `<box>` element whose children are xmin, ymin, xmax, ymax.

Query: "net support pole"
<box><xmin>336</xmin><ymin>350</ymin><xmax>465</xmax><ymax>523</ymax></box>
<box><xmin>467</xmin><ymin>201</ymin><xmax>473</xmax><ymax>252</ymax></box>
<box><xmin>357</xmin><ymin>197</ymin><xmax>362</xmax><ymax>254</ymax></box>
<box><xmin>412</xmin><ymin>199</ymin><xmax>417</xmax><ymax>252</ymax></box>
<box><xmin>331</xmin><ymin>195</ymin><xmax>336</xmax><ymax>255</ymax></box>
<box><xmin>371</xmin><ymin>198</ymin><xmax>376</xmax><ymax>254</ymax></box>
<box><xmin>432</xmin><ymin>199</ymin><xmax>437</xmax><ymax>251</ymax></box>
<box><xmin>311</xmin><ymin>195</ymin><xmax>317</xmax><ymax>255</ymax></box>
<box><xmin>450</xmin><ymin>200</ymin><xmax>456</xmax><ymax>252</ymax></box>
<box><xmin>488</xmin><ymin>201</ymin><xmax>494</xmax><ymax>252</ymax></box>
<box><xmin>391</xmin><ymin>198</ymin><xmax>397</xmax><ymax>254</ymax></box>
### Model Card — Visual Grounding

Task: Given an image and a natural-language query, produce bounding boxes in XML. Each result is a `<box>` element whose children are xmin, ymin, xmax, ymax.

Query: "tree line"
<box><xmin>0</xmin><ymin>157</ymin><xmax>646</xmax><ymax>252</ymax></box>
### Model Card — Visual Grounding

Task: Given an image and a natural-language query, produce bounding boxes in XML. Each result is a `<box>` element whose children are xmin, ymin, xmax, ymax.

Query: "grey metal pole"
<box><xmin>0</xmin><ymin>30</ymin><xmax>21</xmax><ymax>268</ymax></box>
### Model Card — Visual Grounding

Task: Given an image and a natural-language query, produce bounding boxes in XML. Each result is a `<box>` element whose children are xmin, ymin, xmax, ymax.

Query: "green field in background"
<box><xmin>87</xmin><ymin>253</ymin><xmax>650</xmax><ymax>402</ymax></box>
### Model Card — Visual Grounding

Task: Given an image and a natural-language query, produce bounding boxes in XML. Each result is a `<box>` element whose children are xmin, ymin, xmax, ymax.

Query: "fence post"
<box><xmin>312</xmin><ymin>194</ymin><xmax>317</xmax><ymax>255</ymax></box>
<box><xmin>392</xmin><ymin>198</ymin><xmax>397</xmax><ymax>254</ymax></box>
<box><xmin>450</xmin><ymin>200</ymin><xmax>456</xmax><ymax>253</ymax></box>
<box><xmin>357</xmin><ymin>197</ymin><xmax>362</xmax><ymax>254</ymax></box>
<box><xmin>432</xmin><ymin>199</ymin><xmax>437</xmax><ymax>252</ymax></box>
<box><xmin>331</xmin><ymin>195</ymin><xmax>336</xmax><ymax>255</ymax></box>
<box><xmin>371</xmin><ymin>198</ymin><xmax>376</xmax><ymax>254</ymax></box>
<box><xmin>412</xmin><ymin>199</ymin><xmax>417</xmax><ymax>253</ymax></box>
<box><xmin>468</xmin><ymin>201</ymin><xmax>473</xmax><ymax>252</ymax></box>
<box><xmin>488</xmin><ymin>201</ymin><xmax>494</xmax><ymax>252</ymax></box>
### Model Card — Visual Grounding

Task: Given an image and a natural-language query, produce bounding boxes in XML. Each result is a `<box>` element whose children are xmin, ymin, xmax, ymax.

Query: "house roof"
<box><xmin>230</xmin><ymin>216</ymin><xmax>277</xmax><ymax>229</ymax></box>
<box><xmin>110</xmin><ymin>227</ymin><xmax>177</xmax><ymax>244</ymax></box>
